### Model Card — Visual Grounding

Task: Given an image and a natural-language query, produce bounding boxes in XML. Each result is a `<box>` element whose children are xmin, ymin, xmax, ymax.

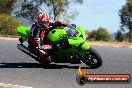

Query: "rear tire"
<box><xmin>84</xmin><ymin>47</ymin><xmax>102</xmax><ymax>69</ymax></box>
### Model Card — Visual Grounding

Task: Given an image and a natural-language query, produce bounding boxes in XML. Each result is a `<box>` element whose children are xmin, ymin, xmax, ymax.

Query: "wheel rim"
<box><xmin>85</xmin><ymin>51</ymin><xmax>98</xmax><ymax>67</ymax></box>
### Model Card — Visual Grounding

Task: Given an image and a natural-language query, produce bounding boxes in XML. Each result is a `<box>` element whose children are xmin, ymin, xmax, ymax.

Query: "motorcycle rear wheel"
<box><xmin>84</xmin><ymin>47</ymin><xmax>102</xmax><ymax>69</ymax></box>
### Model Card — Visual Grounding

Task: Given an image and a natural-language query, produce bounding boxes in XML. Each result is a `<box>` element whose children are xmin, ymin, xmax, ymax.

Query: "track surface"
<box><xmin>0</xmin><ymin>40</ymin><xmax>132</xmax><ymax>88</ymax></box>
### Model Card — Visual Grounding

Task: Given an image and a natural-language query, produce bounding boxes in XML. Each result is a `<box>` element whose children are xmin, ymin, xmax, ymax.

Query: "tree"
<box><xmin>15</xmin><ymin>1</ymin><xmax>39</xmax><ymax>22</ymax></box>
<box><xmin>40</xmin><ymin>0</ymin><xmax>82</xmax><ymax>20</ymax></box>
<box><xmin>115</xmin><ymin>30</ymin><xmax>123</xmax><ymax>42</ymax></box>
<box><xmin>0</xmin><ymin>0</ymin><xmax>16</xmax><ymax>14</ymax></box>
<box><xmin>119</xmin><ymin>0</ymin><xmax>132</xmax><ymax>43</ymax></box>
<box><xmin>96</xmin><ymin>27</ymin><xmax>111</xmax><ymax>41</ymax></box>
<box><xmin>0</xmin><ymin>0</ymin><xmax>20</xmax><ymax>35</ymax></box>
<box><xmin>15</xmin><ymin>0</ymin><xmax>83</xmax><ymax>22</ymax></box>
<box><xmin>89</xmin><ymin>30</ymin><xmax>97</xmax><ymax>41</ymax></box>
<box><xmin>0</xmin><ymin>14</ymin><xmax>20</xmax><ymax>35</ymax></box>
<box><xmin>42</xmin><ymin>0</ymin><xmax>69</xmax><ymax>20</ymax></box>
<box><xmin>89</xmin><ymin>27</ymin><xmax>111</xmax><ymax>41</ymax></box>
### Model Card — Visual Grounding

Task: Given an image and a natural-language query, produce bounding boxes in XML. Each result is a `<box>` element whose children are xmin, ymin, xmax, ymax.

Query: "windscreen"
<box><xmin>64</xmin><ymin>25</ymin><xmax>79</xmax><ymax>37</ymax></box>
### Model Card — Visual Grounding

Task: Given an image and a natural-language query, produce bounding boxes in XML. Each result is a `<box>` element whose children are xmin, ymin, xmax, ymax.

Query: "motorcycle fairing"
<box><xmin>16</xmin><ymin>26</ymin><xmax>30</xmax><ymax>39</ymax></box>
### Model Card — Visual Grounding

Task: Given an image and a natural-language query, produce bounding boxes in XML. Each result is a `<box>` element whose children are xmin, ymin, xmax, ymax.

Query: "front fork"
<box><xmin>19</xmin><ymin>37</ymin><xmax>27</xmax><ymax>44</ymax></box>
<box><xmin>78</xmin><ymin>41</ymin><xmax>90</xmax><ymax>63</ymax></box>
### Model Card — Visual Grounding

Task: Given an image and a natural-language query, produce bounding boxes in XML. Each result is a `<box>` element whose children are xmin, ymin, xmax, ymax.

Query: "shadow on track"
<box><xmin>0</xmin><ymin>63</ymin><xmax>89</xmax><ymax>69</ymax></box>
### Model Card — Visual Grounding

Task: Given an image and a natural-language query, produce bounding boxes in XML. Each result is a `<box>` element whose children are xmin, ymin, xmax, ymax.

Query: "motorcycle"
<box><xmin>16</xmin><ymin>25</ymin><xmax>102</xmax><ymax>68</ymax></box>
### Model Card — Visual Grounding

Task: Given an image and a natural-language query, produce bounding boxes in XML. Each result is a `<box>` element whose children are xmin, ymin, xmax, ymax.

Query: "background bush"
<box><xmin>0</xmin><ymin>14</ymin><xmax>20</xmax><ymax>35</ymax></box>
<box><xmin>89</xmin><ymin>27</ymin><xmax>111</xmax><ymax>41</ymax></box>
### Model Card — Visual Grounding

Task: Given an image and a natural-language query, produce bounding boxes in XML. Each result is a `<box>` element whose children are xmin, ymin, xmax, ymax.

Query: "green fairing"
<box><xmin>77</xmin><ymin>26</ymin><xmax>86</xmax><ymax>40</ymax></box>
<box><xmin>77</xmin><ymin>26</ymin><xmax>90</xmax><ymax>50</ymax></box>
<box><xmin>16</xmin><ymin>26</ymin><xmax>30</xmax><ymax>39</ymax></box>
<box><xmin>68</xmin><ymin>26</ymin><xmax>90</xmax><ymax>50</ymax></box>
<box><xmin>47</xmin><ymin>26</ymin><xmax>90</xmax><ymax>50</ymax></box>
<box><xmin>68</xmin><ymin>38</ymin><xmax>84</xmax><ymax>45</ymax></box>
<box><xmin>47</xmin><ymin>29</ymin><xmax>66</xmax><ymax>43</ymax></box>
<box><xmin>68</xmin><ymin>26</ymin><xmax>86</xmax><ymax>45</ymax></box>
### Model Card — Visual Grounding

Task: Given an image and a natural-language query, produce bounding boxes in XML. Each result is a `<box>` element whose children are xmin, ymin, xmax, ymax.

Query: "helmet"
<box><xmin>37</xmin><ymin>11</ymin><xmax>50</xmax><ymax>22</ymax></box>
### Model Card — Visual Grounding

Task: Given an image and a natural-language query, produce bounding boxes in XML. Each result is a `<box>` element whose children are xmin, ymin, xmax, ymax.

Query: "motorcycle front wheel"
<box><xmin>84</xmin><ymin>47</ymin><xmax>103</xmax><ymax>69</ymax></box>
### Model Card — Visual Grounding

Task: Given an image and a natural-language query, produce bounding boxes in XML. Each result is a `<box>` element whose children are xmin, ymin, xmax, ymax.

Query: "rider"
<box><xmin>28</xmin><ymin>11</ymin><xmax>68</xmax><ymax>63</ymax></box>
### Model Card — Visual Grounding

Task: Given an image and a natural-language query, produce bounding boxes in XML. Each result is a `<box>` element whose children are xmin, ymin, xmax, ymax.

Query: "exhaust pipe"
<box><xmin>17</xmin><ymin>44</ymin><xmax>40</xmax><ymax>61</ymax></box>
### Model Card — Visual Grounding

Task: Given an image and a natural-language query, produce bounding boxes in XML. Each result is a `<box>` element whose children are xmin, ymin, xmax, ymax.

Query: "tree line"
<box><xmin>118</xmin><ymin>0</ymin><xmax>132</xmax><ymax>43</ymax></box>
<box><xmin>0</xmin><ymin>0</ymin><xmax>20</xmax><ymax>35</ymax></box>
<box><xmin>0</xmin><ymin>0</ymin><xmax>132</xmax><ymax>43</ymax></box>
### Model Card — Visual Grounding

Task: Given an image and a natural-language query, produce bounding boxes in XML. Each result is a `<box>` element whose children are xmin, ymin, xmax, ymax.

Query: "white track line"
<box><xmin>0</xmin><ymin>83</ymin><xmax>33</xmax><ymax>88</ymax></box>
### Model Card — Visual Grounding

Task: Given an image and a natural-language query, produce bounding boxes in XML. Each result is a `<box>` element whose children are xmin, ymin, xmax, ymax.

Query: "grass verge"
<box><xmin>87</xmin><ymin>41</ymin><xmax>132</xmax><ymax>48</ymax></box>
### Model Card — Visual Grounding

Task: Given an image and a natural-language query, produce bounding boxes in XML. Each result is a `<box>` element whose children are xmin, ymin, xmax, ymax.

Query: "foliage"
<box><xmin>40</xmin><ymin>0</ymin><xmax>82</xmax><ymax>20</ymax></box>
<box><xmin>89</xmin><ymin>30</ymin><xmax>97</xmax><ymax>40</ymax></box>
<box><xmin>115</xmin><ymin>30</ymin><xmax>124</xmax><ymax>42</ymax></box>
<box><xmin>0</xmin><ymin>0</ymin><xmax>16</xmax><ymax>14</ymax></box>
<box><xmin>89</xmin><ymin>27</ymin><xmax>111</xmax><ymax>41</ymax></box>
<box><xmin>14</xmin><ymin>0</ymin><xmax>83</xmax><ymax>21</ymax></box>
<box><xmin>96</xmin><ymin>27</ymin><xmax>111</xmax><ymax>41</ymax></box>
<box><xmin>15</xmin><ymin>0</ymin><xmax>40</xmax><ymax>22</ymax></box>
<box><xmin>119</xmin><ymin>0</ymin><xmax>132</xmax><ymax>42</ymax></box>
<box><xmin>0</xmin><ymin>14</ymin><xmax>20</xmax><ymax>35</ymax></box>
<box><xmin>43</xmin><ymin>0</ymin><xmax>69</xmax><ymax>20</ymax></box>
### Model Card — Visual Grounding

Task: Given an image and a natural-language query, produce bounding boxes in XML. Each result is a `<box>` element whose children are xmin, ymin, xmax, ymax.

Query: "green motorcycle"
<box><xmin>16</xmin><ymin>25</ymin><xmax>102</xmax><ymax>68</ymax></box>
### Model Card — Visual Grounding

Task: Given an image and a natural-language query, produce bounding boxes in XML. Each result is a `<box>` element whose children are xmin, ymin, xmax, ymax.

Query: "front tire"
<box><xmin>84</xmin><ymin>47</ymin><xmax>102</xmax><ymax>69</ymax></box>
<box><xmin>19</xmin><ymin>37</ymin><xmax>24</xmax><ymax>44</ymax></box>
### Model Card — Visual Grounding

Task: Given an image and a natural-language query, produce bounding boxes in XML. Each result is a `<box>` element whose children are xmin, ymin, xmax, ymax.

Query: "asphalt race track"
<box><xmin>0</xmin><ymin>40</ymin><xmax>132</xmax><ymax>88</ymax></box>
